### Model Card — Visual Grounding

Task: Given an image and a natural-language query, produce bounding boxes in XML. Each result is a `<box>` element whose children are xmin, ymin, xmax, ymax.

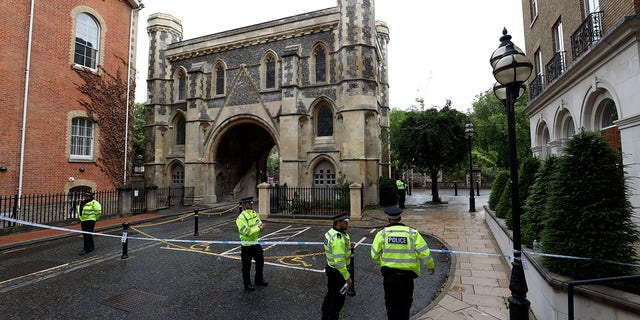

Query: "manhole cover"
<box><xmin>102</xmin><ymin>289</ymin><xmax>167</xmax><ymax>312</ymax></box>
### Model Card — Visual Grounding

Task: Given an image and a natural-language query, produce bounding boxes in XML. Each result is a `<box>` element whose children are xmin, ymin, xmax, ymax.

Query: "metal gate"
<box><xmin>131</xmin><ymin>188</ymin><xmax>147</xmax><ymax>214</ymax></box>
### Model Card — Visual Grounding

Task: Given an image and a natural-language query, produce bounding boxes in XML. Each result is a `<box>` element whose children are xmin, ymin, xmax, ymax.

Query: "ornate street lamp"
<box><xmin>490</xmin><ymin>28</ymin><xmax>533</xmax><ymax>320</ymax></box>
<box><xmin>465</xmin><ymin>120</ymin><xmax>476</xmax><ymax>212</ymax></box>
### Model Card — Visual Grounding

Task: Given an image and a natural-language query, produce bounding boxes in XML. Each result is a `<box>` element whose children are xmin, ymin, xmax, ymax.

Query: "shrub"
<box><xmin>541</xmin><ymin>132</ymin><xmax>639</xmax><ymax>279</ymax></box>
<box><xmin>521</xmin><ymin>156</ymin><xmax>557</xmax><ymax>247</ymax></box>
<box><xmin>495</xmin><ymin>180</ymin><xmax>512</xmax><ymax>224</ymax></box>
<box><xmin>379</xmin><ymin>176</ymin><xmax>398</xmax><ymax>206</ymax></box>
<box><xmin>518</xmin><ymin>156</ymin><xmax>541</xmax><ymax>208</ymax></box>
<box><xmin>489</xmin><ymin>170</ymin><xmax>509</xmax><ymax>210</ymax></box>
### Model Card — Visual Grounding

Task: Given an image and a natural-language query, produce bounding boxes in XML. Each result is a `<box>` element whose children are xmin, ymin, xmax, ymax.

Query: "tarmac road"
<box><xmin>0</xmin><ymin>211</ymin><xmax>450</xmax><ymax>319</ymax></box>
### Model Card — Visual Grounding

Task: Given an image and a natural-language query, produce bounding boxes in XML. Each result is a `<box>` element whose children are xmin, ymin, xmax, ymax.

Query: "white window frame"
<box><xmin>70</xmin><ymin>117</ymin><xmax>94</xmax><ymax>160</ymax></box>
<box><xmin>74</xmin><ymin>13</ymin><xmax>100</xmax><ymax>70</ymax></box>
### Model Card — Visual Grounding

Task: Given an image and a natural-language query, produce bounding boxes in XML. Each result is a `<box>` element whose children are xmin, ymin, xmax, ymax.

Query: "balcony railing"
<box><xmin>545</xmin><ymin>51</ymin><xmax>566</xmax><ymax>84</ymax></box>
<box><xmin>529</xmin><ymin>74</ymin><xmax>544</xmax><ymax>100</ymax></box>
<box><xmin>570</xmin><ymin>11</ymin><xmax>603</xmax><ymax>61</ymax></box>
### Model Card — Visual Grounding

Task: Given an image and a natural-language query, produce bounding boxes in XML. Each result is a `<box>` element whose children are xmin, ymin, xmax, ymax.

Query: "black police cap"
<box><xmin>239</xmin><ymin>197</ymin><xmax>254</xmax><ymax>204</ymax></box>
<box><xmin>384</xmin><ymin>207</ymin><xmax>402</xmax><ymax>218</ymax></box>
<box><xmin>331</xmin><ymin>212</ymin><xmax>350</xmax><ymax>222</ymax></box>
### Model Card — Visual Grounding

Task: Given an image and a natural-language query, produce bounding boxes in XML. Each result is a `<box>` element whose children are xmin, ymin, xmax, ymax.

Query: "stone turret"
<box><xmin>146</xmin><ymin>13</ymin><xmax>182</xmax><ymax>105</ymax></box>
<box><xmin>145</xmin><ymin>14</ymin><xmax>182</xmax><ymax>186</ymax></box>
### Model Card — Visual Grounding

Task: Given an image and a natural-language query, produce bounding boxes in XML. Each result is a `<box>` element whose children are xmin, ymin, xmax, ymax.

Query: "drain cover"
<box><xmin>102</xmin><ymin>289</ymin><xmax>167</xmax><ymax>312</ymax></box>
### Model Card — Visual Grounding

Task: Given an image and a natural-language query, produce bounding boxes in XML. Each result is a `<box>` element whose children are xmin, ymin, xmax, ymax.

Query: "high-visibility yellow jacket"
<box><xmin>236</xmin><ymin>209</ymin><xmax>262</xmax><ymax>245</ymax></box>
<box><xmin>324</xmin><ymin>228</ymin><xmax>352</xmax><ymax>280</ymax></box>
<box><xmin>78</xmin><ymin>200</ymin><xmax>102</xmax><ymax>222</ymax></box>
<box><xmin>396</xmin><ymin>180</ymin><xmax>406</xmax><ymax>190</ymax></box>
<box><xmin>371</xmin><ymin>224</ymin><xmax>434</xmax><ymax>277</ymax></box>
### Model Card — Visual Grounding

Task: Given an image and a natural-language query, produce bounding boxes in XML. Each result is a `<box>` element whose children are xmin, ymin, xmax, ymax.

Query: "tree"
<box><xmin>389</xmin><ymin>108</ymin><xmax>408</xmax><ymax>171</ymax></box>
<box><xmin>393</xmin><ymin>102</ymin><xmax>468</xmax><ymax>203</ymax></box>
<box><xmin>541</xmin><ymin>132</ymin><xmax>639</xmax><ymax>279</ymax></box>
<box><xmin>133</xmin><ymin>103</ymin><xmax>146</xmax><ymax>158</ymax></box>
<box><xmin>470</xmin><ymin>88</ymin><xmax>531</xmax><ymax>169</ymax></box>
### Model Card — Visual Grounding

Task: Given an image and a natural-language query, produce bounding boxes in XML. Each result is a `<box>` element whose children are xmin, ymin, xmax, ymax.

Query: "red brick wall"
<box><xmin>522</xmin><ymin>0</ymin><xmax>638</xmax><ymax>77</ymax></box>
<box><xmin>0</xmin><ymin>0</ymin><xmax>137</xmax><ymax>195</ymax></box>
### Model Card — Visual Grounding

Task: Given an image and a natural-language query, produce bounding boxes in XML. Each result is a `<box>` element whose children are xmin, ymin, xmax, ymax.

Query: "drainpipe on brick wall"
<box><xmin>18</xmin><ymin>0</ymin><xmax>35</xmax><ymax>202</ymax></box>
<box><xmin>123</xmin><ymin>3</ymin><xmax>144</xmax><ymax>186</ymax></box>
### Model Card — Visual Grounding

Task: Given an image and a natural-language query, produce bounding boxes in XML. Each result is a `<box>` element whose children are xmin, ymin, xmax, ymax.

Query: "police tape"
<box><xmin>2</xmin><ymin>216</ymin><xmax>639</xmax><ymax>268</ymax></box>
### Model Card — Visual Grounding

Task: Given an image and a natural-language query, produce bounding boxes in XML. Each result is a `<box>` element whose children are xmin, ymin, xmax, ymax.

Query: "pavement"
<box><xmin>0</xmin><ymin>188</ymin><xmax>516</xmax><ymax>320</ymax></box>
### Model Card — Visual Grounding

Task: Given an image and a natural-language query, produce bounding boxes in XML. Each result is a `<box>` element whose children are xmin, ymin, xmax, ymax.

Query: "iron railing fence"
<box><xmin>0</xmin><ymin>190</ymin><xmax>118</xmax><ymax>231</ymax></box>
<box><xmin>570</xmin><ymin>11</ymin><xmax>603</xmax><ymax>61</ymax></box>
<box><xmin>545</xmin><ymin>51</ymin><xmax>567</xmax><ymax>84</ymax></box>
<box><xmin>269</xmin><ymin>185</ymin><xmax>350</xmax><ymax>219</ymax></box>
<box><xmin>529</xmin><ymin>74</ymin><xmax>544</xmax><ymax>100</ymax></box>
<box><xmin>568</xmin><ymin>274</ymin><xmax>640</xmax><ymax>320</ymax></box>
<box><xmin>156</xmin><ymin>186</ymin><xmax>194</xmax><ymax>208</ymax></box>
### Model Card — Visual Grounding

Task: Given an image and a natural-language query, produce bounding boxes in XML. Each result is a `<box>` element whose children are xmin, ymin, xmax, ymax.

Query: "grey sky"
<box><xmin>135</xmin><ymin>0</ymin><xmax>525</xmax><ymax>112</ymax></box>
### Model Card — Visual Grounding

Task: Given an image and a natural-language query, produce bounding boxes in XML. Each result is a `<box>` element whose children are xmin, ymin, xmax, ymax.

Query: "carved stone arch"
<box><xmin>535</xmin><ymin>120</ymin><xmax>551</xmax><ymax>158</ymax></box>
<box><xmin>165</xmin><ymin>159</ymin><xmax>185</xmax><ymax>184</ymax></box>
<box><xmin>203</xmin><ymin>114</ymin><xmax>280</xmax><ymax>163</ymax></box>
<box><xmin>212</xmin><ymin>59</ymin><xmax>227</xmax><ymax>96</ymax></box>
<box><xmin>553</xmin><ymin>107</ymin><xmax>576</xmax><ymax>141</ymax></box>
<box><xmin>307</xmin><ymin>155</ymin><xmax>339</xmax><ymax>188</ymax></box>
<box><xmin>169</xmin><ymin>110</ymin><xmax>186</xmax><ymax>146</ymax></box>
<box><xmin>310</xmin><ymin>42</ymin><xmax>330</xmax><ymax>83</ymax></box>
<box><xmin>172</xmin><ymin>66</ymin><xmax>188</xmax><ymax>101</ymax></box>
<box><xmin>580</xmin><ymin>79</ymin><xmax>621</xmax><ymax>131</ymax></box>
<box><xmin>311</xmin><ymin>97</ymin><xmax>337</xmax><ymax>137</ymax></box>
<box><xmin>261</xmin><ymin>50</ymin><xmax>279</xmax><ymax>90</ymax></box>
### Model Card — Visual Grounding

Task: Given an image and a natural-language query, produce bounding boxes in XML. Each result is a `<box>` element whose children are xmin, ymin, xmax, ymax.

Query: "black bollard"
<box><xmin>121</xmin><ymin>222</ymin><xmax>129</xmax><ymax>259</ymax></box>
<box><xmin>194</xmin><ymin>209</ymin><xmax>199</xmax><ymax>236</ymax></box>
<box><xmin>454</xmin><ymin>182</ymin><xmax>458</xmax><ymax>196</ymax></box>
<box><xmin>476</xmin><ymin>182</ymin><xmax>480</xmax><ymax>196</ymax></box>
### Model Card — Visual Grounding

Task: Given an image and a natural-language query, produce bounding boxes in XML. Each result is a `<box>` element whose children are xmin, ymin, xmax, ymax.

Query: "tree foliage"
<box><xmin>488</xmin><ymin>170</ymin><xmax>509</xmax><ymax>210</ymax></box>
<box><xmin>133</xmin><ymin>103</ymin><xmax>146</xmax><ymax>158</ymax></box>
<box><xmin>470</xmin><ymin>88</ymin><xmax>531</xmax><ymax>169</ymax></box>
<box><xmin>392</xmin><ymin>102</ymin><xmax>468</xmax><ymax>202</ymax></box>
<box><xmin>504</xmin><ymin>156</ymin><xmax>541</xmax><ymax>229</ymax></box>
<box><xmin>495</xmin><ymin>179</ymin><xmax>511</xmax><ymax>220</ymax></box>
<box><xmin>521</xmin><ymin>156</ymin><xmax>557</xmax><ymax>248</ymax></box>
<box><xmin>541</xmin><ymin>132</ymin><xmax>639</xmax><ymax>279</ymax></box>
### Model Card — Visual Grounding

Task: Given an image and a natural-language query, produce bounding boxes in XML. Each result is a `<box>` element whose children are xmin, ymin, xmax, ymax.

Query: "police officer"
<box><xmin>371</xmin><ymin>207</ymin><xmax>435</xmax><ymax>320</ymax></box>
<box><xmin>321</xmin><ymin>212</ymin><xmax>354</xmax><ymax>320</ymax></box>
<box><xmin>77</xmin><ymin>191</ymin><xmax>102</xmax><ymax>255</ymax></box>
<box><xmin>236</xmin><ymin>197</ymin><xmax>268</xmax><ymax>291</ymax></box>
<box><xmin>396</xmin><ymin>179</ymin><xmax>407</xmax><ymax>209</ymax></box>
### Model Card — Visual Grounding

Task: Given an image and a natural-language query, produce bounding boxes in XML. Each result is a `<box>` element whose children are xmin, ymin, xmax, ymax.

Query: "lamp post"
<box><xmin>465</xmin><ymin>120</ymin><xmax>476</xmax><ymax>212</ymax></box>
<box><xmin>490</xmin><ymin>28</ymin><xmax>533</xmax><ymax>320</ymax></box>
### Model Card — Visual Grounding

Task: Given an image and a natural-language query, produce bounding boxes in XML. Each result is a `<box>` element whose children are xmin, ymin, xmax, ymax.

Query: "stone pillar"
<box><xmin>349</xmin><ymin>182</ymin><xmax>362</xmax><ymax>220</ymax></box>
<box><xmin>145</xmin><ymin>186</ymin><xmax>158</xmax><ymax>212</ymax></box>
<box><xmin>279</xmin><ymin>44</ymin><xmax>302</xmax><ymax>186</ymax></box>
<box><xmin>258</xmin><ymin>182</ymin><xmax>271</xmax><ymax>220</ymax></box>
<box><xmin>118</xmin><ymin>186</ymin><xmax>132</xmax><ymax>217</ymax></box>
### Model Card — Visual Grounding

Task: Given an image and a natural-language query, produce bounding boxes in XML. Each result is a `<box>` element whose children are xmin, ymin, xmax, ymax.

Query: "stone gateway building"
<box><xmin>144</xmin><ymin>0</ymin><xmax>390</xmax><ymax>206</ymax></box>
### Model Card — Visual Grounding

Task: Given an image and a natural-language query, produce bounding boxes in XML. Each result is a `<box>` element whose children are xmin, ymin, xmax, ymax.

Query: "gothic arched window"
<box><xmin>317</xmin><ymin>105</ymin><xmax>333</xmax><ymax>137</ymax></box>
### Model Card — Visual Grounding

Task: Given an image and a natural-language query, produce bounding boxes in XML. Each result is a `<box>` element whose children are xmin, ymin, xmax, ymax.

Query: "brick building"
<box><xmin>145</xmin><ymin>0</ymin><xmax>390</xmax><ymax>206</ymax></box>
<box><xmin>521</xmin><ymin>0</ymin><xmax>640</xmax><ymax>220</ymax></box>
<box><xmin>0</xmin><ymin>0</ymin><xmax>142</xmax><ymax>196</ymax></box>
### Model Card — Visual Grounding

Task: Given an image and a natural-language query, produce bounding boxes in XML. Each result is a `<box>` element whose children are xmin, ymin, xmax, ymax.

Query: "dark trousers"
<box><xmin>383</xmin><ymin>272</ymin><xmax>414</xmax><ymax>320</ymax></box>
<box><xmin>240</xmin><ymin>244</ymin><xmax>264</xmax><ymax>286</ymax></box>
<box><xmin>398</xmin><ymin>190</ymin><xmax>406</xmax><ymax>208</ymax></box>
<box><xmin>80</xmin><ymin>220</ymin><xmax>96</xmax><ymax>252</ymax></box>
<box><xmin>321</xmin><ymin>265</ymin><xmax>346</xmax><ymax>320</ymax></box>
